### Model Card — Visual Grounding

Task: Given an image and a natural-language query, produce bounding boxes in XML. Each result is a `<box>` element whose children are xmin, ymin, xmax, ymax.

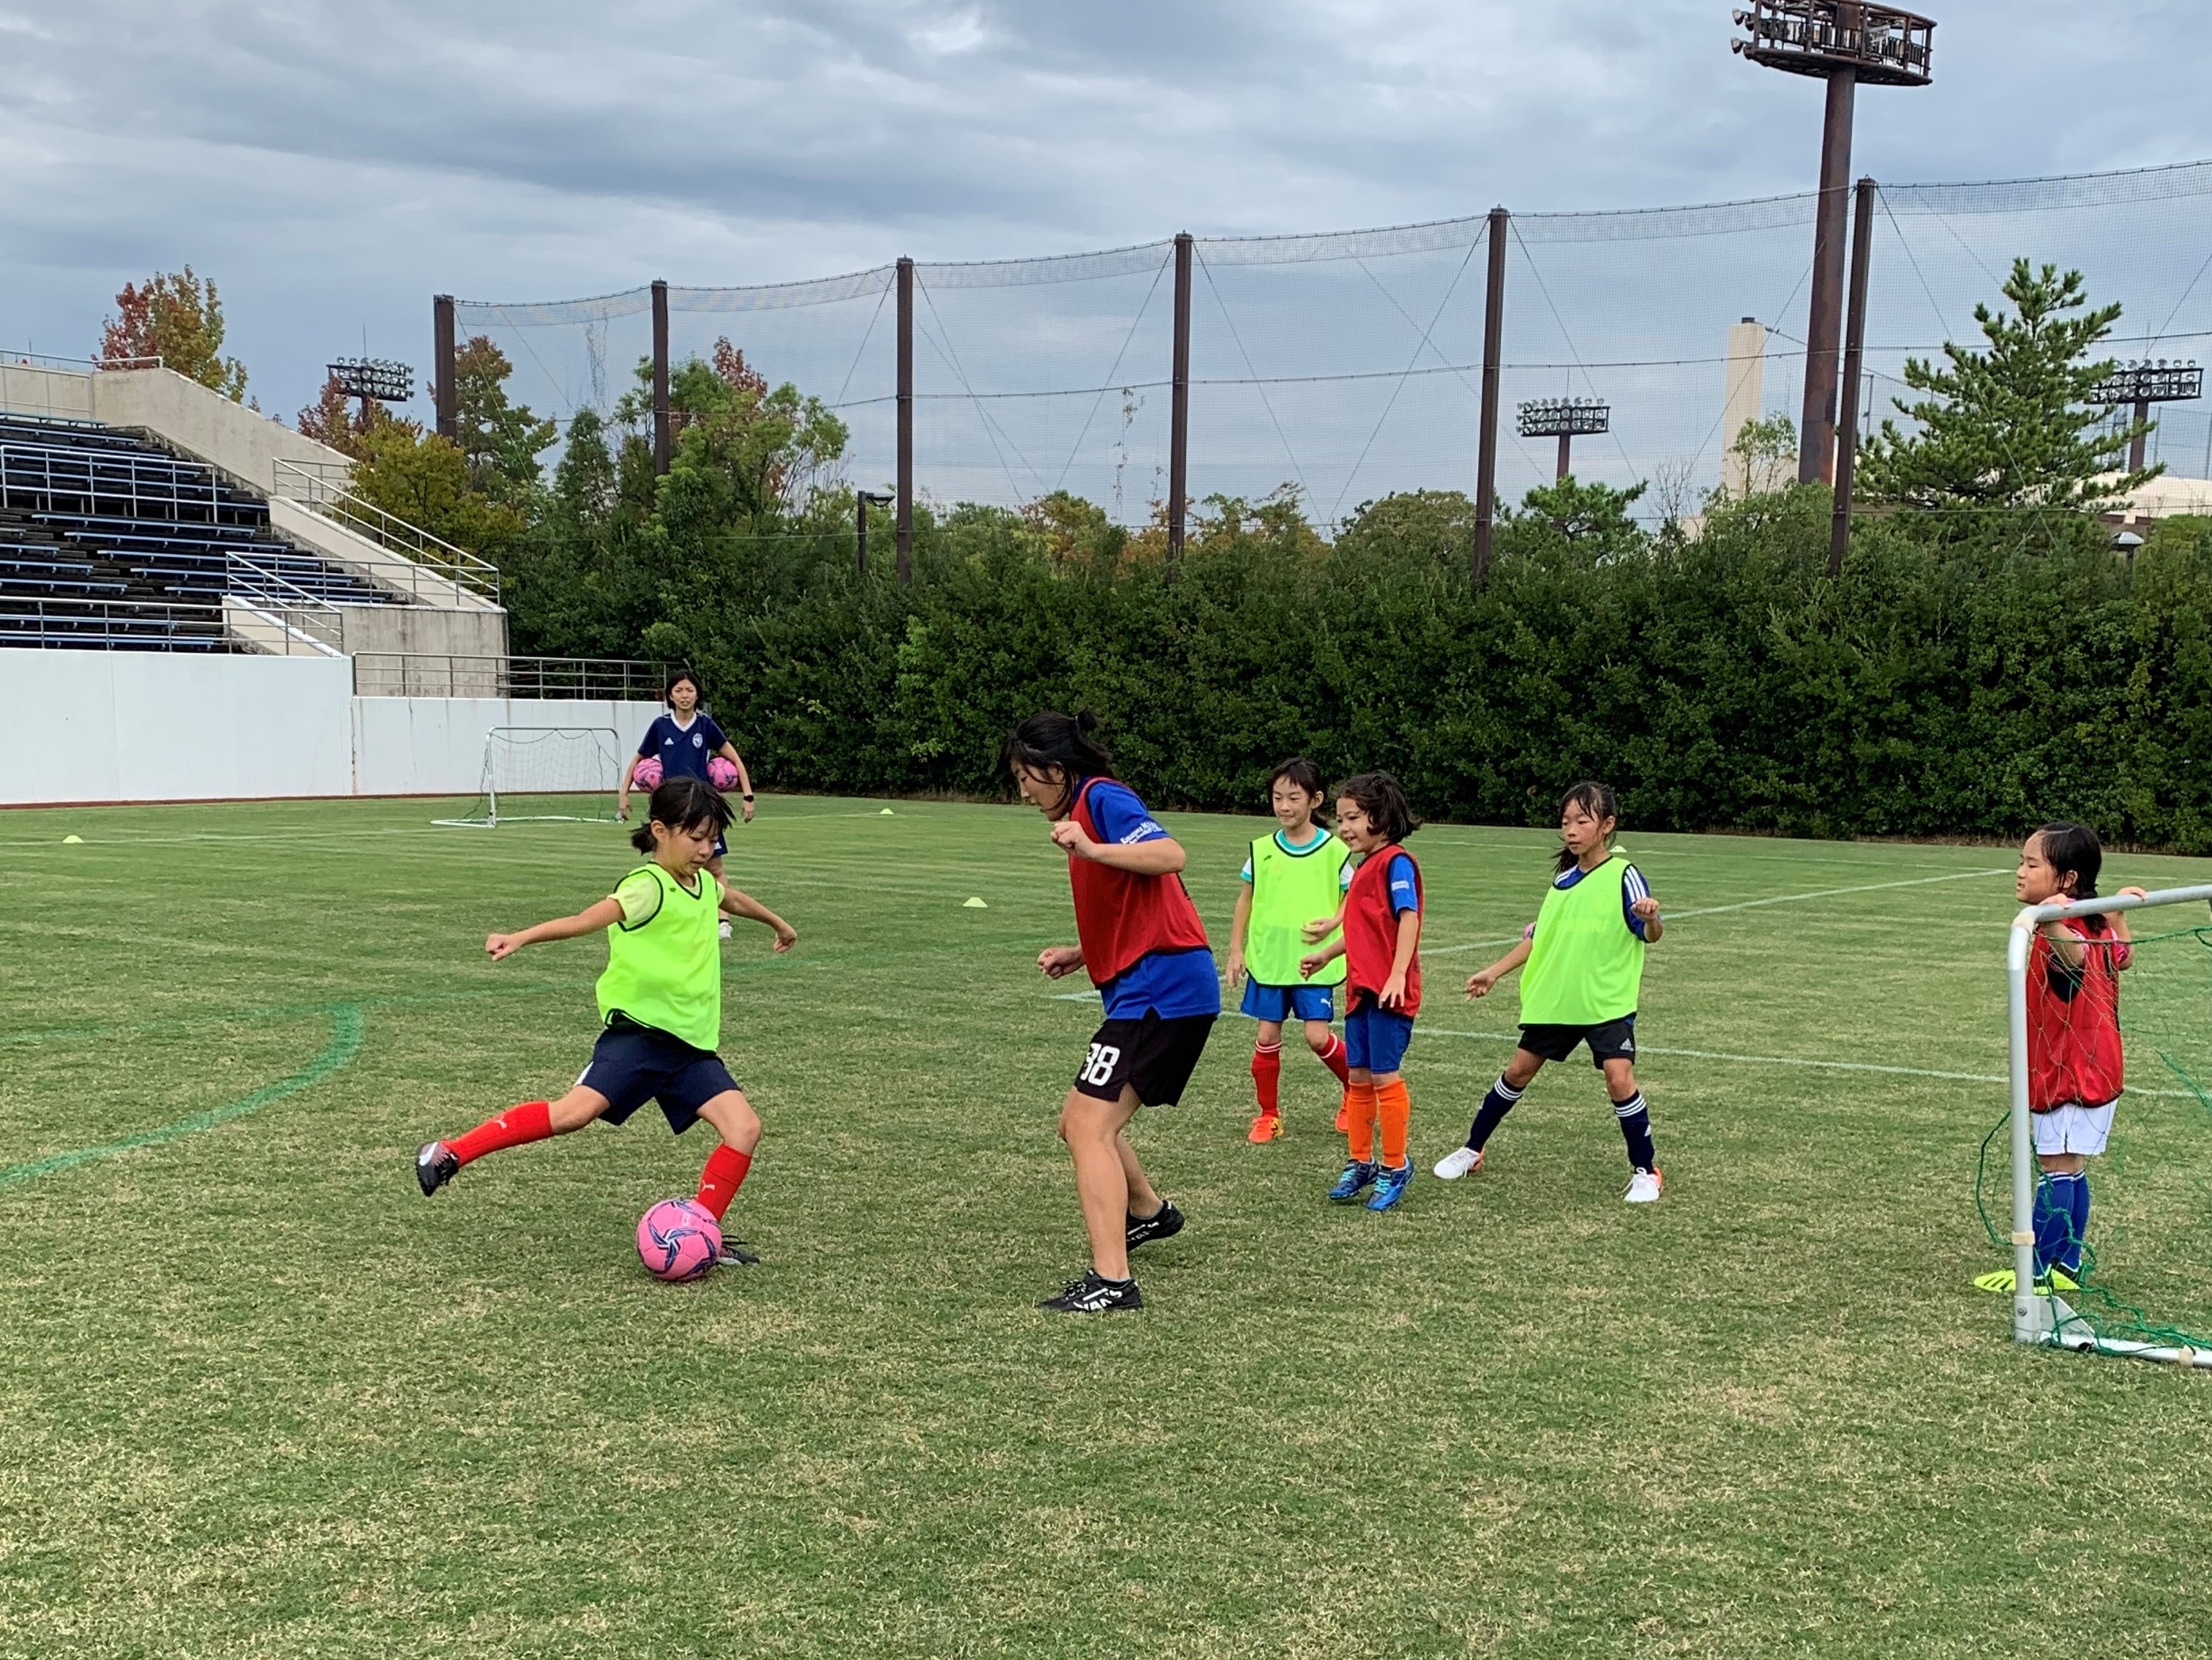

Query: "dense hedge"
<box><xmin>541</xmin><ymin>487</ymin><xmax>2212</xmax><ymax>851</ymax></box>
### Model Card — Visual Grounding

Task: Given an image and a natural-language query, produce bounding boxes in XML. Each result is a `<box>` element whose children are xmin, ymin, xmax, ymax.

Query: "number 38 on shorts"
<box><xmin>1071</xmin><ymin>1012</ymin><xmax>1217</xmax><ymax>1106</ymax></box>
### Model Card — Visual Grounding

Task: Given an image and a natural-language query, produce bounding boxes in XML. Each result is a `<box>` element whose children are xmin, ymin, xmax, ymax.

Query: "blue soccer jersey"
<box><xmin>1083</xmin><ymin>779</ymin><xmax>1221</xmax><ymax>1020</ymax></box>
<box><xmin>640</xmin><ymin>711</ymin><xmax>729</xmax><ymax>782</ymax></box>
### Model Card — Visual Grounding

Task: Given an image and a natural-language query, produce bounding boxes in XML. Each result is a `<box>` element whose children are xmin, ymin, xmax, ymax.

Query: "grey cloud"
<box><xmin>4</xmin><ymin>0</ymin><xmax>2210</xmax><ymax>422</ymax></box>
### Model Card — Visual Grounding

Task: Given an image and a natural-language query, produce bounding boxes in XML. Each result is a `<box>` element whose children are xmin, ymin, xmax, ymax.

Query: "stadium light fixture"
<box><xmin>1734</xmin><ymin>3</ymin><xmax>1935</xmax><ymax>488</ymax></box>
<box><xmin>329</xmin><ymin>356</ymin><xmax>416</xmax><ymax>422</ymax></box>
<box><xmin>1517</xmin><ymin>397</ymin><xmax>1611</xmax><ymax>482</ymax></box>
<box><xmin>2088</xmin><ymin>359</ymin><xmax>2203</xmax><ymax>473</ymax></box>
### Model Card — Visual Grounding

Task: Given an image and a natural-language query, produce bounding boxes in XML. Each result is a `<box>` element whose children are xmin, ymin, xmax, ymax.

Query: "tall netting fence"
<box><xmin>455</xmin><ymin>159</ymin><xmax>2212</xmax><ymax>532</ymax></box>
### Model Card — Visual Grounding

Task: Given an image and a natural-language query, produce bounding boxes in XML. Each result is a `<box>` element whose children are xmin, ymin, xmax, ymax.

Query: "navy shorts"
<box><xmin>1076</xmin><ymin>1012</ymin><xmax>1216</xmax><ymax>1107</ymax></box>
<box><xmin>1519</xmin><ymin>1015</ymin><xmax>1637</xmax><ymax>1068</ymax></box>
<box><xmin>580</xmin><ymin>1015</ymin><xmax>740</xmax><ymax>1133</ymax></box>
<box><xmin>1344</xmin><ymin>1001</ymin><xmax>1415</xmax><ymax>1073</ymax></box>
<box><xmin>1240</xmin><ymin>979</ymin><xmax>1335</xmax><ymax>1023</ymax></box>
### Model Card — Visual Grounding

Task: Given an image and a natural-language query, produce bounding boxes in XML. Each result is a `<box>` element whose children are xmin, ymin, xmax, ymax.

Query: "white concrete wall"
<box><xmin>0</xmin><ymin>648</ymin><xmax>661</xmax><ymax>805</ymax></box>
<box><xmin>0</xmin><ymin>648</ymin><xmax>354</xmax><ymax>804</ymax></box>
<box><xmin>88</xmin><ymin>367</ymin><xmax>350</xmax><ymax>489</ymax></box>
<box><xmin>0</xmin><ymin>361</ymin><xmax>95</xmax><ymax>422</ymax></box>
<box><xmin>351</xmin><ymin>697</ymin><xmax>663</xmax><ymax>797</ymax></box>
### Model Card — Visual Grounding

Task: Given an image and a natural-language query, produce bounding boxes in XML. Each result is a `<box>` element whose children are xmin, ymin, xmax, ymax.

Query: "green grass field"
<box><xmin>5</xmin><ymin>794</ymin><xmax>2212</xmax><ymax>1659</ymax></box>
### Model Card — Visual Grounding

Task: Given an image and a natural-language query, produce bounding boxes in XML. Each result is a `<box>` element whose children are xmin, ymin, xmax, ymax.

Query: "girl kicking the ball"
<box><xmin>1433</xmin><ymin>780</ymin><xmax>1665</xmax><ymax>1203</ymax></box>
<box><xmin>1010</xmin><ymin>710</ymin><xmax>1218</xmax><ymax>1315</ymax></box>
<box><xmin>416</xmin><ymin>776</ymin><xmax>797</xmax><ymax>1266</ymax></box>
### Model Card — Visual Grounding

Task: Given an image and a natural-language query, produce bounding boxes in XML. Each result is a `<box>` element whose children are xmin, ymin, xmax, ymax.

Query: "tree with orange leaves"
<box><xmin>97</xmin><ymin>266</ymin><xmax>249</xmax><ymax>401</ymax></box>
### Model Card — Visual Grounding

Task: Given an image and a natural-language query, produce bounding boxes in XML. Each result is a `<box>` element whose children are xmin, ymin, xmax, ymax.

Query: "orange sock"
<box><xmin>1376</xmin><ymin>1078</ymin><xmax>1411</xmax><ymax>1169</ymax></box>
<box><xmin>1345</xmin><ymin>1080</ymin><xmax>1379</xmax><ymax>1162</ymax></box>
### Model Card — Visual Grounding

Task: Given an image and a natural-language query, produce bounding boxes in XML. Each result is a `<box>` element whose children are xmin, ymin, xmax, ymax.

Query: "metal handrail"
<box><xmin>1</xmin><ymin>349</ymin><xmax>162</xmax><ymax>372</ymax></box>
<box><xmin>353</xmin><ymin>652</ymin><xmax>667</xmax><ymax>700</ymax></box>
<box><xmin>271</xmin><ymin>459</ymin><xmax>502</xmax><ymax>603</ymax></box>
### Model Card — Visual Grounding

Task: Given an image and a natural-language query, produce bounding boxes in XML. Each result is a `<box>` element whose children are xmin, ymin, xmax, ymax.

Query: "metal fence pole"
<box><xmin>1472</xmin><ymin>207</ymin><xmax>1508</xmax><ymax>586</ymax></box>
<box><xmin>651</xmin><ymin>280</ymin><xmax>671</xmax><ymax>476</ymax></box>
<box><xmin>1830</xmin><ymin>176</ymin><xmax>1876</xmax><ymax>577</ymax></box>
<box><xmin>896</xmin><ymin>257</ymin><xmax>914</xmax><ymax>585</ymax></box>
<box><xmin>1168</xmin><ymin>232</ymin><xmax>1193</xmax><ymax>561</ymax></box>
<box><xmin>433</xmin><ymin>295</ymin><xmax>457</xmax><ymax>440</ymax></box>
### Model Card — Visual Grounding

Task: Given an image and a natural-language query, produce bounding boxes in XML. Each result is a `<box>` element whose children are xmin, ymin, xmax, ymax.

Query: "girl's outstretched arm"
<box><xmin>1301</xmin><ymin>905</ymin><xmax>1346</xmax><ymax>943</ymax></box>
<box><xmin>1467</xmin><ymin>935</ymin><xmax>1534</xmax><ymax>998</ymax></box>
<box><xmin>487</xmin><ymin>897</ymin><xmax>625</xmax><ymax>960</ymax></box>
<box><xmin>720</xmin><ymin>883</ymin><xmax>797</xmax><ymax>951</ymax></box>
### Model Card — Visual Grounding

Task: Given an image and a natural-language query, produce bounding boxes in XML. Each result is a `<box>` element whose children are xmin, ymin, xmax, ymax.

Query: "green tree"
<box><xmin>448</xmin><ymin>336</ymin><xmax>558</xmax><ymax>501</ymax></box>
<box><xmin>97</xmin><ymin>266</ymin><xmax>249</xmax><ymax>401</ymax></box>
<box><xmin>1857</xmin><ymin>259</ymin><xmax>2156</xmax><ymax>515</ymax></box>
<box><xmin>1508</xmin><ymin>476</ymin><xmax>1650</xmax><ymax>555</ymax></box>
<box><xmin>350</xmin><ymin>418</ymin><xmax>526</xmax><ymax>560</ymax></box>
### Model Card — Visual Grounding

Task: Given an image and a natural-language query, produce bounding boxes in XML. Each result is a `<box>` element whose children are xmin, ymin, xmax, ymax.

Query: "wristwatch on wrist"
<box><xmin>742</xmin><ymin>792</ymin><xmax>755</xmax><ymax>801</ymax></box>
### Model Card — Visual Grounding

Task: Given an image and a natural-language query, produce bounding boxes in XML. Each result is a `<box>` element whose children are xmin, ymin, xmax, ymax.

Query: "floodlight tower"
<box><xmin>1734</xmin><ymin>2</ymin><xmax>1934</xmax><ymax>486</ymax></box>
<box><xmin>2088</xmin><ymin>359</ymin><xmax>2204</xmax><ymax>474</ymax></box>
<box><xmin>1518</xmin><ymin>397</ymin><xmax>1611</xmax><ymax>482</ymax></box>
<box><xmin>329</xmin><ymin>357</ymin><xmax>414</xmax><ymax>423</ymax></box>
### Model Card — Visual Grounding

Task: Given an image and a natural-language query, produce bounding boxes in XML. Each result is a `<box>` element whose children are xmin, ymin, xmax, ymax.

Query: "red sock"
<box><xmin>1251</xmin><ymin>1042</ymin><xmax>1283</xmax><ymax>1115</ymax></box>
<box><xmin>1316</xmin><ymin>1032</ymin><xmax>1352</xmax><ymax>1088</ymax></box>
<box><xmin>447</xmin><ymin>1100</ymin><xmax>552</xmax><ymax>1166</ymax></box>
<box><xmin>696</xmin><ymin>1143</ymin><xmax>752</xmax><ymax>1220</ymax></box>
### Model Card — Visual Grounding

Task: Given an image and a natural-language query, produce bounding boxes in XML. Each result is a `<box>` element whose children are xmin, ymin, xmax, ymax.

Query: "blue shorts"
<box><xmin>1239</xmin><ymin>979</ymin><xmax>1335</xmax><ymax>1023</ymax></box>
<box><xmin>580</xmin><ymin>1014</ymin><xmax>740</xmax><ymax>1134</ymax></box>
<box><xmin>1344</xmin><ymin>1002</ymin><xmax>1414</xmax><ymax>1074</ymax></box>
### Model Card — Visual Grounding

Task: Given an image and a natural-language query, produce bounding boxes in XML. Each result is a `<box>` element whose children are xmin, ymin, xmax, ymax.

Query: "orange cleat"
<box><xmin>1248</xmin><ymin>1110</ymin><xmax>1284</xmax><ymax>1144</ymax></box>
<box><xmin>1333</xmin><ymin>1096</ymin><xmax>1350</xmax><ymax>1134</ymax></box>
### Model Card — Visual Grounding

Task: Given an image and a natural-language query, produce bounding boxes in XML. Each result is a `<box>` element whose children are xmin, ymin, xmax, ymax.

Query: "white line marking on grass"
<box><xmin>1418</xmin><ymin>1025</ymin><xmax>2006</xmax><ymax>1084</ymax></box>
<box><xmin>1424</xmin><ymin>867</ymin><xmax>2013</xmax><ymax>957</ymax></box>
<box><xmin>1417</xmin><ymin>1026</ymin><xmax>2205</xmax><ymax>1099</ymax></box>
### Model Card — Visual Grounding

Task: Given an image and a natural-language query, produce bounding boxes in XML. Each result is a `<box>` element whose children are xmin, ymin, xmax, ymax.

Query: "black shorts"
<box><xmin>580</xmin><ymin>1015</ymin><xmax>741</xmax><ymax>1133</ymax></box>
<box><xmin>1075</xmin><ymin>1012</ymin><xmax>1216</xmax><ymax>1107</ymax></box>
<box><xmin>1518</xmin><ymin>1016</ymin><xmax>1638</xmax><ymax>1068</ymax></box>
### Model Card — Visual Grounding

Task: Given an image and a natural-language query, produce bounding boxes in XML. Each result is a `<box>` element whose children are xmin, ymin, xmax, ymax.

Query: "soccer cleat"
<box><xmin>1126</xmin><ymin>1200</ymin><xmax>1185</xmax><ymax>1250</ymax></box>
<box><xmin>1623</xmin><ymin>1168</ymin><xmax>1664</xmax><ymax>1204</ymax></box>
<box><xmin>415</xmin><ymin>1141</ymin><xmax>460</xmax><ymax>1197</ymax></box>
<box><xmin>1328</xmin><ymin>1159</ymin><xmax>1378</xmax><ymax>1203</ymax></box>
<box><xmin>716</xmin><ymin>1239</ymin><xmax>761</xmax><ymax>1267</ymax></box>
<box><xmin>1366</xmin><ymin>1162</ymin><xmax>1413</xmax><ymax>1211</ymax></box>
<box><xmin>1248</xmin><ymin>1111</ymin><xmax>1283</xmax><ymax>1144</ymax></box>
<box><xmin>1433</xmin><ymin>1145</ymin><xmax>1483</xmax><ymax>1181</ymax></box>
<box><xmin>1334</xmin><ymin>1096</ymin><xmax>1350</xmax><ymax>1134</ymax></box>
<box><xmin>1036</xmin><ymin>1271</ymin><xmax>1144</xmax><ymax>1314</ymax></box>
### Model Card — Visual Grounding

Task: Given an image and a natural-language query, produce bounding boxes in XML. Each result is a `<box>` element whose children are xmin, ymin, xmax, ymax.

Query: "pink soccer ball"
<box><xmin>637</xmin><ymin>1197</ymin><xmax>721</xmax><ymax>1282</ymax></box>
<box><xmin>632</xmin><ymin>755</ymin><xmax>664</xmax><ymax>791</ymax></box>
<box><xmin>708</xmin><ymin>756</ymin><xmax>739</xmax><ymax>790</ymax></box>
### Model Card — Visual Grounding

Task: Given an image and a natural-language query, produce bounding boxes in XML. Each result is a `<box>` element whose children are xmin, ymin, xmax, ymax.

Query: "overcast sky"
<box><xmin>3</xmin><ymin>0</ymin><xmax>2208</xmax><ymax>424</ymax></box>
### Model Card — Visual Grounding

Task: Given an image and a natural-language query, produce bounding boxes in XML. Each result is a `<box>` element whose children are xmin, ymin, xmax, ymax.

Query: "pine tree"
<box><xmin>1857</xmin><ymin>258</ymin><xmax>2155</xmax><ymax>516</ymax></box>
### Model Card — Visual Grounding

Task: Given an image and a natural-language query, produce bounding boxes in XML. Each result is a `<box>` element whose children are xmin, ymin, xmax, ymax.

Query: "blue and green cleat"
<box><xmin>1367</xmin><ymin>1162</ymin><xmax>1413</xmax><ymax>1211</ymax></box>
<box><xmin>1328</xmin><ymin>1160</ymin><xmax>1378</xmax><ymax>1203</ymax></box>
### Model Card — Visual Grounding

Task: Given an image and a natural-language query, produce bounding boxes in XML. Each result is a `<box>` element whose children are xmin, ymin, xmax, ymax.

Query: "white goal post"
<box><xmin>432</xmin><ymin>726</ymin><xmax>624</xmax><ymax>828</ymax></box>
<box><xmin>2006</xmin><ymin>881</ymin><xmax>2212</xmax><ymax>1369</ymax></box>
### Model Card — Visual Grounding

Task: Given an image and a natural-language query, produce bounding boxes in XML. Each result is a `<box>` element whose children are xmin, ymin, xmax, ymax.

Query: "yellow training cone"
<box><xmin>964</xmin><ymin>897</ymin><xmax>989</xmax><ymax>909</ymax></box>
<box><xmin>62</xmin><ymin>834</ymin><xmax>83</xmax><ymax>844</ymax></box>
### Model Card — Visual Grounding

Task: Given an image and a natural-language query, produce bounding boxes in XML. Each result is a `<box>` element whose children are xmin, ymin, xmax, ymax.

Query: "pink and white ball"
<box><xmin>637</xmin><ymin>1197</ymin><xmax>722</xmax><ymax>1282</ymax></box>
<box><xmin>631</xmin><ymin>755</ymin><xmax>665</xmax><ymax>792</ymax></box>
<box><xmin>708</xmin><ymin>756</ymin><xmax>739</xmax><ymax>791</ymax></box>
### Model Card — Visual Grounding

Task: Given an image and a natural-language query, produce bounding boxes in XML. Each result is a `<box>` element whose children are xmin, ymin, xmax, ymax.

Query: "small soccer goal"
<box><xmin>433</xmin><ymin>726</ymin><xmax>624</xmax><ymax>828</ymax></box>
<box><xmin>1991</xmin><ymin>882</ymin><xmax>2212</xmax><ymax>1369</ymax></box>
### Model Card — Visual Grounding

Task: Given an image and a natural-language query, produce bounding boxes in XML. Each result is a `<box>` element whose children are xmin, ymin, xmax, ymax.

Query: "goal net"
<box><xmin>433</xmin><ymin>727</ymin><xmax>623</xmax><ymax>827</ymax></box>
<box><xmin>1984</xmin><ymin>883</ymin><xmax>2212</xmax><ymax>1369</ymax></box>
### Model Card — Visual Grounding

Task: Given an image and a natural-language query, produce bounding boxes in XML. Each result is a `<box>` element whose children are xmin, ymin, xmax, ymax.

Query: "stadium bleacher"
<box><xmin>0</xmin><ymin>415</ymin><xmax>402</xmax><ymax>650</ymax></box>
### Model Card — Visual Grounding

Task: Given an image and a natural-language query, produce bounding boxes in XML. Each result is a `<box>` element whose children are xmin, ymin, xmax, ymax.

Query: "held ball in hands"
<box><xmin>708</xmin><ymin>756</ymin><xmax>739</xmax><ymax>791</ymax></box>
<box><xmin>637</xmin><ymin>1197</ymin><xmax>721</xmax><ymax>1282</ymax></box>
<box><xmin>632</xmin><ymin>755</ymin><xmax>664</xmax><ymax>791</ymax></box>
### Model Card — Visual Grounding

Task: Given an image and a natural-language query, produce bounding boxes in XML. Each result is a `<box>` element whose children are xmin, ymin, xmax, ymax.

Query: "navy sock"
<box><xmin>2066</xmin><ymin>1171</ymin><xmax>2091</xmax><ymax>1276</ymax></box>
<box><xmin>1612</xmin><ymin>1092</ymin><xmax>1656</xmax><ymax>1173</ymax></box>
<box><xmin>2033</xmin><ymin>1174</ymin><xmax>2076</xmax><ymax>1279</ymax></box>
<box><xmin>1466</xmin><ymin>1076</ymin><xmax>1524</xmax><ymax>1152</ymax></box>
